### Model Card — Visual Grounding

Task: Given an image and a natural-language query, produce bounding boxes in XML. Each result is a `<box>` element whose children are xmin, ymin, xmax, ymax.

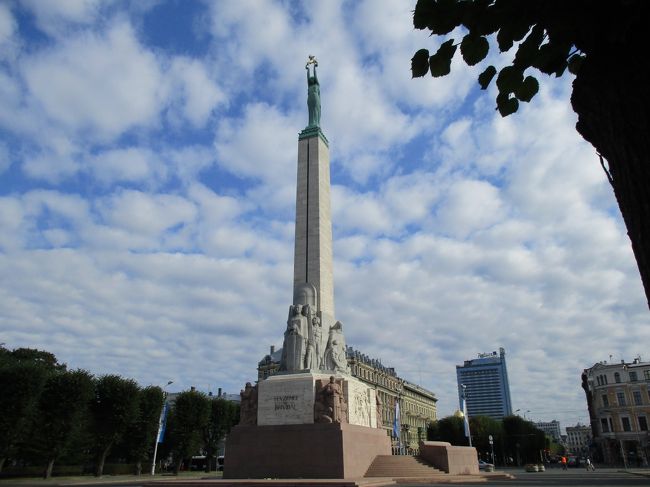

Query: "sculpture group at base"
<box><xmin>314</xmin><ymin>376</ymin><xmax>347</xmax><ymax>423</ymax></box>
<box><xmin>280</xmin><ymin>282</ymin><xmax>349</xmax><ymax>374</ymax></box>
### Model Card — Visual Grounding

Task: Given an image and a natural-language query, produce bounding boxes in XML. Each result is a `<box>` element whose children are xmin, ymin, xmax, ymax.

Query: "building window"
<box><xmin>621</xmin><ymin>417</ymin><xmax>631</xmax><ymax>432</ymax></box>
<box><xmin>639</xmin><ymin>416</ymin><xmax>648</xmax><ymax>431</ymax></box>
<box><xmin>633</xmin><ymin>390</ymin><xmax>643</xmax><ymax>405</ymax></box>
<box><xmin>601</xmin><ymin>418</ymin><xmax>610</xmax><ymax>433</ymax></box>
<box><xmin>629</xmin><ymin>371</ymin><xmax>638</xmax><ymax>382</ymax></box>
<box><xmin>644</xmin><ymin>370</ymin><xmax>650</xmax><ymax>380</ymax></box>
<box><xmin>617</xmin><ymin>392</ymin><xmax>626</xmax><ymax>406</ymax></box>
<box><xmin>602</xmin><ymin>394</ymin><xmax>609</xmax><ymax>407</ymax></box>
<box><xmin>614</xmin><ymin>372</ymin><xmax>621</xmax><ymax>383</ymax></box>
<box><xmin>597</xmin><ymin>376</ymin><xmax>602</xmax><ymax>386</ymax></box>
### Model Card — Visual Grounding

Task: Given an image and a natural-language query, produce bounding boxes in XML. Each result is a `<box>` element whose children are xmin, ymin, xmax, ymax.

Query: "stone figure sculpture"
<box><xmin>280</xmin><ymin>304</ymin><xmax>309</xmax><ymax>371</ymax></box>
<box><xmin>323</xmin><ymin>321</ymin><xmax>350</xmax><ymax>373</ymax></box>
<box><xmin>305</xmin><ymin>55</ymin><xmax>320</xmax><ymax>128</ymax></box>
<box><xmin>376</xmin><ymin>394</ymin><xmax>383</xmax><ymax>427</ymax></box>
<box><xmin>314</xmin><ymin>376</ymin><xmax>347</xmax><ymax>423</ymax></box>
<box><xmin>305</xmin><ymin>314</ymin><xmax>322</xmax><ymax>370</ymax></box>
<box><xmin>239</xmin><ymin>382</ymin><xmax>258</xmax><ymax>426</ymax></box>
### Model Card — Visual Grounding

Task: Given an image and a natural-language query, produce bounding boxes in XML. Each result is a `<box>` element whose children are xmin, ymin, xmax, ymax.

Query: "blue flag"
<box><xmin>393</xmin><ymin>401</ymin><xmax>400</xmax><ymax>439</ymax></box>
<box><xmin>156</xmin><ymin>402</ymin><xmax>169</xmax><ymax>443</ymax></box>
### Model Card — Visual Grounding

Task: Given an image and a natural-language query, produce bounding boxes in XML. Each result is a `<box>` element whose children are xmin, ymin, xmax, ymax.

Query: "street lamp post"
<box><xmin>151</xmin><ymin>381</ymin><xmax>173</xmax><ymax>476</ymax></box>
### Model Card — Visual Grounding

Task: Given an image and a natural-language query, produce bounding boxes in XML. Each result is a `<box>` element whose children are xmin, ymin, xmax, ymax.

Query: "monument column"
<box><xmin>294</xmin><ymin>131</ymin><xmax>335</xmax><ymax>322</ymax></box>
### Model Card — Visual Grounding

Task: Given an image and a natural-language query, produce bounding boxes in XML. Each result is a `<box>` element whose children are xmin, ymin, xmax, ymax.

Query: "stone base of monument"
<box><xmin>223</xmin><ymin>422</ymin><xmax>391</xmax><ymax>479</ymax></box>
<box><xmin>257</xmin><ymin>372</ymin><xmax>378</xmax><ymax>427</ymax></box>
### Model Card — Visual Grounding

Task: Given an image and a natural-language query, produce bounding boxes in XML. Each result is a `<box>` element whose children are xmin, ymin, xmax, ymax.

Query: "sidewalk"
<box><xmin>0</xmin><ymin>472</ymin><xmax>213</xmax><ymax>486</ymax></box>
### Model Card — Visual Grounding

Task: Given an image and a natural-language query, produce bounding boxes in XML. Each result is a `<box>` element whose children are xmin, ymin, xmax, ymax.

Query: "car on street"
<box><xmin>478</xmin><ymin>459</ymin><xmax>494</xmax><ymax>471</ymax></box>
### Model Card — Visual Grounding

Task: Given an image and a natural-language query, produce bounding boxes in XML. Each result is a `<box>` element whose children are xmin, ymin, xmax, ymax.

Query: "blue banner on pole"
<box><xmin>156</xmin><ymin>402</ymin><xmax>169</xmax><ymax>443</ymax></box>
<box><xmin>393</xmin><ymin>401</ymin><xmax>400</xmax><ymax>439</ymax></box>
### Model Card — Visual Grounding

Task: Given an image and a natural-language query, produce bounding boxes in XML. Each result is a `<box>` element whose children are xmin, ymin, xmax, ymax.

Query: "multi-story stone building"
<box><xmin>258</xmin><ymin>345</ymin><xmax>437</xmax><ymax>450</ymax></box>
<box><xmin>456</xmin><ymin>348</ymin><xmax>513</xmax><ymax>420</ymax></box>
<box><xmin>565</xmin><ymin>423</ymin><xmax>592</xmax><ymax>455</ymax></box>
<box><xmin>535</xmin><ymin>420</ymin><xmax>562</xmax><ymax>443</ymax></box>
<box><xmin>582</xmin><ymin>358</ymin><xmax>650</xmax><ymax>466</ymax></box>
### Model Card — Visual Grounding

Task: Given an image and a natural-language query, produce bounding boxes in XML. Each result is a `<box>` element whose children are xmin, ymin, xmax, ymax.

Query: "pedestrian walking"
<box><xmin>561</xmin><ymin>456</ymin><xmax>567</xmax><ymax>470</ymax></box>
<box><xmin>585</xmin><ymin>457</ymin><xmax>595</xmax><ymax>471</ymax></box>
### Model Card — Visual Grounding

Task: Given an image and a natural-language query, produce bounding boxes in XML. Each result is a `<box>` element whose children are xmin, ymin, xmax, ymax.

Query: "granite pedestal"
<box><xmin>223</xmin><ymin>422</ymin><xmax>391</xmax><ymax>479</ymax></box>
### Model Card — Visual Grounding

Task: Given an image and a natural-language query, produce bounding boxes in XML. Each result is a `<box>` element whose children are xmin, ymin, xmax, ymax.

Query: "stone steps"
<box><xmin>364</xmin><ymin>455</ymin><xmax>443</xmax><ymax>478</ymax></box>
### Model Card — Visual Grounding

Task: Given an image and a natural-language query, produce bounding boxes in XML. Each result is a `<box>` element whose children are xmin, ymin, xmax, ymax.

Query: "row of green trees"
<box><xmin>0</xmin><ymin>345</ymin><xmax>239</xmax><ymax>478</ymax></box>
<box><xmin>428</xmin><ymin>414</ymin><xmax>563</xmax><ymax>465</ymax></box>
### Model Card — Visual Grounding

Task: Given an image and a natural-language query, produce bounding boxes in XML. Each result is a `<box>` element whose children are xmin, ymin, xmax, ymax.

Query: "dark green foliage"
<box><xmin>502</xmin><ymin>415</ymin><xmax>546</xmax><ymax>465</ymax></box>
<box><xmin>427</xmin><ymin>415</ymin><xmax>467</xmax><ymax>446</ymax></box>
<box><xmin>514</xmin><ymin>76</ymin><xmax>539</xmax><ymax>103</ymax></box>
<box><xmin>411</xmin><ymin>0</ymin><xmax>650</xmax><ymax>311</ymax></box>
<box><xmin>0</xmin><ymin>363</ymin><xmax>49</xmax><ymax>471</ymax></box>
<box><xmin>411</xmin><ymin>49</ymin><xmax>430</xmax><ymax>78</ymax></box>
<box><xmin>429</xmin><ymin>39</ymin><xmax>457</xmax><ymax>77</ymax></box>
<box><xmin>202</xmin><ymin>397</ymin><xmax>240</xmax><ymax>472</ymax></box>
<box><xmin>6</xmin><ymin>348</ymin><xmax>66</xmax><ymax>371</ymax></box>
<box><xmin>30</xmin><ymin>369</ymin><xmax>94</xmax><ymax>478</ymax></box>
<box><xmin>460</xmin><ymin>33</ymin><xmax>489</xmax><ymax>66</ymax></box>
<box><xmin>124</xmin><ymin>386</ymin><xmax>164</xmax><ymax>475</ymax></box>
<box><xmin>478</xmin><ymin>65</ymin><xmax>497</xmax><ymax>89</ymax></box>
<box><xmin>0</xmin><ymin>346</ymin><xmax>64</xmax><ymax>472</ymax></box>
<box><xmin>166</xmin><ymin>390</ymin><xmax>210</xmax><ymax>474</ymax></box>
<box><xmin>411</xmin><ymin>0</ymin><xmax>588</xmax><ymax>113</ymax></box>
<box><xmin>91</xmin><ymin>375</ymin><xmax>140</xmax><ymax>477</ymax></box>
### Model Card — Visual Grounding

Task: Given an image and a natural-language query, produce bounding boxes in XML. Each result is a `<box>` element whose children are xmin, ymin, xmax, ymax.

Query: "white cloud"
<box><xmin>21</xmin><ymin>21</ymin><xmax>165</xmax><ymax>141</ymax></box>
<box><xmin>214</xmin><ymin>102</ymin><xmax>299</xmax><ymax>200</ymax></box>
<box><xmin>19</xmin><ymin>0</ymin><xmax>106</xmax><ymax>38</ymax></box>
<box><xmin>437</xmin><ymin>179</ymin><xmax>505</xmax><ymax>239</ymax></box>
<box><xmin>89</xmin><ymin>147</ymin><xmax>165</xmax><ymax>185</ymax></box>
<box><xmin>97</xmin><ymin>190</ymin><xmax>197</xmax><ymax>238</ymax></box>
<box><xmin>168</xmin><ymin>57</ymin><xmax>226</xmax><ymax>128</ymax></box>
<box><xmin>1</xmin><ymin>1</ymin><xmax>649</xmax><ymax>433</ymax></box>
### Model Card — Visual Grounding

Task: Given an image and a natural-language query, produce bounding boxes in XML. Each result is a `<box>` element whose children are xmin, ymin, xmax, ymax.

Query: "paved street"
<box><xmin>400</xmin><ymin>468</ymin><xmax>650</xmax><ymax>487</ymax></box>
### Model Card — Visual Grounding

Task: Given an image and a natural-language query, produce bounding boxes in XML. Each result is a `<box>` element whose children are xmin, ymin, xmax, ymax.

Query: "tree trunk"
<box><xmin>95</xmin><ymin>444</ymin><xmax>111</xmax><ymax>477</ymax></box>
<box><xmin>571</xmin><ymin>46</ymin><xmax>650</xmax><ymax>309</ymax></box>
<box><xmin>173</xmin><ymin>458</ymin><xmax>182</xmax><ymax>475</ymax></box>
<box><xmin>134</xmin><ymin>460</ymin><xmax>142</xmax><ymax>476</ymax></box>
<box><xmin>0</xmin><ymin>457</ymin><xmax>5</xmax><ymax>473</ymax></box>
<box><xmin>43</xmin><ymin>458</ymin><xmax>55</xmax><ymax>479</ymax></box>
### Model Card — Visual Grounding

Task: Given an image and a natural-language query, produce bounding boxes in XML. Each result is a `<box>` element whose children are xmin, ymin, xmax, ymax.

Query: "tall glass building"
<box><xmin>456</xmin><ymin>347</ymin><xmax>513</xmax><ymax>420</ymax></box>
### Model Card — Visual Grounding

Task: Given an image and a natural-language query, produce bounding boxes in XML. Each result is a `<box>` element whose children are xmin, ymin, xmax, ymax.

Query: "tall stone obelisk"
<box><xmin>223</xmin><ymin>59</ymin><xmax>390</xmax><ymax>480</ymax></box>
<box><xmin>294</xmin><ymin>126</ymin><xmax>335</xmax><ymax>325</ymax></box>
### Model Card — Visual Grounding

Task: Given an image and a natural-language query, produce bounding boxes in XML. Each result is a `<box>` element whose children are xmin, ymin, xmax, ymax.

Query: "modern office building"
<box><xmin>535</xmin><ymin>420</ymin><xmax>562</xmax><ymax>442</ymax></box>
<box><xmin>582</xmin><ymin>357</ymin><xmax>650</xmax><ymax>465</ymax></box>
<box><xmin>456</xmin><ymin>347</ymin><xmax>513</xmax><ymax>420</ymax></box>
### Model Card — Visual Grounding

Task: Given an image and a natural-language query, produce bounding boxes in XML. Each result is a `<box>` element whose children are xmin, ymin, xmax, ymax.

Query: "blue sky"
<box><xmin>1</xmin><ymin>0</ymin><xmax>648</xmax><ymax>433</ymax></box>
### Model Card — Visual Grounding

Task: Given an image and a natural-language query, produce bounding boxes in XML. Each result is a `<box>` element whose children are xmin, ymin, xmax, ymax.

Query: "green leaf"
<box><xmin>496</xmin><ymin>92</ymin><xmax>519</xmax><ymax>117</ymax></box>
<box><xmin>532</xmin><ymin>41</ymin><xmax>571</xmax><ymax>76</ymax></box>
<box><xmin>413</xmin><ymin>0</ymin><xmax>435</xmax><ymax>30</ymax></box>
<box><xmin>478</xmin><ymin>65</ymin><xmax>497</xmax><ymax>89</ymax></box>
<box><xmin>513</xmin><ymin>25</ymin><xmax>544</xmax><ymax>68</ymax></box>
<box><xmin>460</xmin><ymin>33</ymin><xmax>489</xmax><ymax>66</ymax></box>
<box><xmin>496</xmin><ymin>20</ymin><xmax>532</xmax><ymax>53</ymax></box>
<box><xmin>567</xmin><ymin>53</ymin><xmax>585</xmax><ymax>75</ymax></box>
<box><xmin>514</xmin><ymin>76</ymin><xmax>539</xmax><ymax>102</ymax></box>
<box><xmin>411</xmin><ymin>49</ymin><xmax>430</xmax><ymax>78</ymax></box>
<box><xmin>429</xmin><ymin>39</ymin><xmax>457</xmax><ymax>77</ymax></box>
<box><xmin>495</xmin><ymin>65</ymin><xmax>524</xmax><ymax>93</ymax></box>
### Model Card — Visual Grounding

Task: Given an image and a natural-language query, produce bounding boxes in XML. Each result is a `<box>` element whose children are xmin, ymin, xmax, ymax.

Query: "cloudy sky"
<box><xmin>1</xmin><ymin>0</ymin><xmax>648</xmax><ymax>433</ymax></box>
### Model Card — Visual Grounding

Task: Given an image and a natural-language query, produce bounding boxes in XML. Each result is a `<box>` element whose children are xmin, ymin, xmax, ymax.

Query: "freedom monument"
<box><xmin>223</xmin><ymin>57</ymin><xmax>391</xmax><ymax>479</ymax></box>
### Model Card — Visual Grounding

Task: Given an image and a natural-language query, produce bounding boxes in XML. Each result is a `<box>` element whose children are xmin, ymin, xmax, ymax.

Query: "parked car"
<box><xmin>478</xmin><ymin>460</ymin><xmax>494</xmax><ymax>471</ymax></box>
